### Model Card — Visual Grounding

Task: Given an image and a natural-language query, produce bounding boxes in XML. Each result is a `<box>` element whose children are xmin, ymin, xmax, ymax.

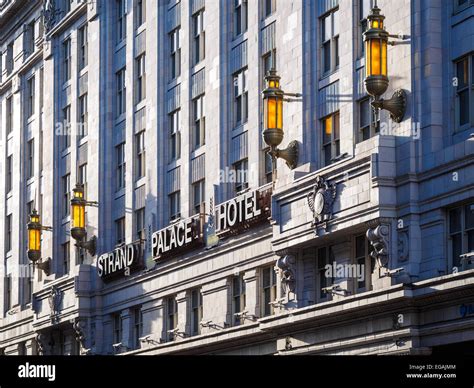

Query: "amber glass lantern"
<box><xmin>71</xmin><ymin>184</ymin><xmax>86</xmax><ymax>241</ymax></box>
<box><xmin>27</xmin><ymin>210</ymin><xmax>42</xmax><ymax>262</ymax></box>
<box><xmin>263</xmin><ymin>69</ymin><xmax>284</xmax><ymax>148</ymax></box>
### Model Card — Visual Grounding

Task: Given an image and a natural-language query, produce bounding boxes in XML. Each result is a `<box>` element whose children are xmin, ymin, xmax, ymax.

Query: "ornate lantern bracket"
<box><xmin>71</xmin><ymin>184</ymin><xmax>98</xmax><ymax>257</ymax></box>
<box><xmin>27</xmin><ymin>209</ymin><xmax>52</xmax><ymax>275</ymax></box>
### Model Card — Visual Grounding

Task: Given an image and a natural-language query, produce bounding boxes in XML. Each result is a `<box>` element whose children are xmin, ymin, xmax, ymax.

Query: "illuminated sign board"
<box><xmin>97</xmin><ymin>242</ymin><xmax>142</xmax><ymax>279</ymax></box>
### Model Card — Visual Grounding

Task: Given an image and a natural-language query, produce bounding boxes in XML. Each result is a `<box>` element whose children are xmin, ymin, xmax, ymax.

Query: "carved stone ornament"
<box><xmin>48</xmin><ymin>286</ymin><xmax>63</xmax><ymax>324</ymax></box>
<box><xmin>35</xmin><ymin>333</ymin><xmax>47</xmax><ymax>355</ymax></box>
<box><xmin>42</xmin><ymin>0</ymin><xmax>57</xmax><ymax>33</ymax></box>
<box><xmin>366</xmin><ymin>219</ymin><xmax>391</xmax><ymax>269</ymax></box>
<box><xmin>276</xmin><ymin>254</ymin><xmax>297</xmax><ymax>295</ymax></box>
<box><xmin>398</xmin><ymin>230</ymin><xmax>409</xmax><ymax>262</ymax></box>
<box><xmin>73</xmin><ymin>319</ymin><xmax>88</xmax><ymax>354</ymax></box>
<box><xmin>307</xmin><ymin>176</ymin><xmax>337</xmax><ymax>230</ymax></box>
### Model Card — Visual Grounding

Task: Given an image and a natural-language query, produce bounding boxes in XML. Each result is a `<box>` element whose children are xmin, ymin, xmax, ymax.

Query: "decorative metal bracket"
<box><xmin>371</xmin><ymin>89</ymin><xmax>407</xmax><ymax>123</ymax></box>
<box><xmin>269</xmin><ymin>140</ymin><xmax>299</xmax><ymax>170</ymax></box>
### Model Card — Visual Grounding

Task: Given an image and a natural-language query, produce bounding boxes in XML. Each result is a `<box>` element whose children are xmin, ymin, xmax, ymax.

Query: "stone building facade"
<box><xmin>0</xmin><ymin>0</ymin><xmax>473</xmax><ymax>355</ymax></box>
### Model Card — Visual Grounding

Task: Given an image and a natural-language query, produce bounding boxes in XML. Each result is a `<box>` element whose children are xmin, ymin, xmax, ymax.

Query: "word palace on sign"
<box><xmin>97</xmin><ymin>243</ymin><xmax>140</xmax><ymax>278</ymax></box>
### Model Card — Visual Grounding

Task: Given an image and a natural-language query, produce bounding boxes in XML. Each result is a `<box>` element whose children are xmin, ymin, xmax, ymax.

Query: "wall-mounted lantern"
<box><xmin>262</xmin><ymin>69</ymin><xmax>300</xmax><ymax>174</ymax></box>
<box><xmin>71</xmin><ymin>184</ymin><xmax>98</xmax><ymax>256</ymax></box>
<box><xmin>364</xmin><ymin>2</ymin><xmax>407</xmax><ymax>123</ymax></box>
<box><xmin>27</xmin><ymin>209</ymin><xmax>52</xmax><ymax>275</ymax></box>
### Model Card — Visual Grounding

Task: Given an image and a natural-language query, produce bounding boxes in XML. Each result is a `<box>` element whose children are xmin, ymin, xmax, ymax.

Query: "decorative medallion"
<box><xmin>307</xmin><ymin>176</ymin><xmax>337</xmax><ymax>230</ymax></box>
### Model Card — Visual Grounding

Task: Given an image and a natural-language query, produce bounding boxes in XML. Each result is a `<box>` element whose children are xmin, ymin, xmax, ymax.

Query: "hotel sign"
<box><xmin>97</xmin><ymin>242</ymin><xmax>143</xmax><ymax>279</ymax></box>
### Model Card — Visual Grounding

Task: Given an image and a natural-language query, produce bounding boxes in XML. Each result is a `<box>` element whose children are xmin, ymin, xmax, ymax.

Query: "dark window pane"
<box><xmin>452</xmin><ymin>233</ymin><xmax>462</xmax><ymax>267</ymax></box>
<box><xmin>468</xmin><ymin>230</ymin><xmax>474</xmax><ymax>252</ymax></box>
<box><xmin>356</xmin><ymin>235</ymin><xmax>366</xmax><ymax>258</ymax></box>
<box><xmin>457</xmin><ymin>58</ymin><xmax>468</xmax><ymax>89</ymax></box>
<box><xmin>465</xmin><ymin>204</ymin><xmax>474</xmax><ymax>230</ymax></box>
<box><xmin>323</xmin><ymin>42</ymin><xmax>331</xmax><ymax>73</ymax></box>
<box><xmin>450</xmin><ymin>208</ymin><xmax>462</xmax><ymax>233</ymax></box>
<box><xmin>263</xmin><ymin>268</ymin><xmax>270</xmax><ymax>288</ymax></box>
<box><xmin>459</xmin><ymin>90</ymin><xmax>469</xmax><ymax>126</ymax></box>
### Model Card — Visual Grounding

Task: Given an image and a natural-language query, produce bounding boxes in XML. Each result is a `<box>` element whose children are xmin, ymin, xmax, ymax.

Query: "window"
<box><xmin>135</xmin><ymin>207</ymin><xmax>145</xmax><ymax>241</ymax></box>
<box><xmin>262</xmin><ymin>49</ymin><xmax>276</xmax><ymax>85</ymax></box>
<box><xmin>193</xmin><ymin>179</ymin><xmax>205</xmax><ymax>215</ymax></box>
<box><xmin>78</xmin><ymin>94</ymin><xmax>88</xmax><ymax>139</ymax></box>
<box><xmin>136</xmin><ymin>0</ymin><xmax>145</xmax><ymax>28</ymax></box>
<box><xmin>135</xmin><ymin>131</ymin><xmax>146</xmax><ymax>179</ymax></box>
<box><xmin>6</xmin><ymin>42</ymin><xmax>13</xmax><ymax>74</ymax></box>
<box><xmin>62</xmin><ymin>105</ymin><xmax>71</xmax><ymax>150</ymax></box>
<box><xmin>63</xmin><ymin>174</ymin><xmax>70</xmax><ymax>217</ymax></box>
<box><xmin>39</xmin><ymin>67</ymin><xmax>44</xmax><ymax>110</ymax></box>
<box><xmin>62</xmin><ymin>242</ymin><xmax>70</xmax><ymax>275</ymax></box>
<box><xmin>191</xmin><ymin>289</ymin><xmax>203</xmax><ymax>336</ymax></box>
<box><xmin>169</xmin><ymin>191</ymin><xmax>181</xmax><ymax>221</ymax></box>
<box><xmin>234</xmin><ymin>69</ymin><xmax>248</xmax><ymax>126</ymax></box>
<box><xmin>169</xmin><ymin>109</ymin><xmax>181</xmax><ymax>160</ymax></box>
<box><xmin>117</xmin><ymin>0</ymin><xmax>127</xmax><ymax>43</ymax></box>
<box><xmin>27</xmin><ymin>139</ymin><xmax>34</xmax><ymax>179</ymax></box>
<box><xmin>64</xmin><ymin>0</ymin><xmax>73</xmax><ymax>14</ymax></box>
<box><xmin>78</xmin><ymin>24</ymin><xmax>88</xmax><ymax>70</ymax></box>
<box><xmin>354</xmin><ymin>235</ymin><xmax>374</xmax><ymax>293</ymax></box>
<box><xmin>449</xmin><ymin>203</ymin><xmax>474</xmax><ymax>269</ymax></box>
<box><xmin>115</xmin><ymin>217</ymin><xmax>126</xmax><ymax>246</ymax></box>
<box><xmin>135</xmin><ymin>54</ymin><xmax>146</xmax><ymax>103</ymax></box>
<box><xmin>263</xmin><ymin>0</ymin><xmax>276</xmax><ymax>18</ymax></box>
<box><xmin>232</xmin><ymin>275</ymin><xmax>246</xmax><ymax>325</ymax></box>
<box><xmin>6</xmin><ymin>96</ymin><xmax>13</xmax><ymax>135</ymax></box>
<box><xmin>264</xmin><ymin>150</ymin><xmax>273</xmax><ymax>184</ymax></box>
<box><xmin>63</xmin><ymin>38</ymin><xmax>71</xmax><ymax>83</ymax></box>
<box><xmin>79</xmin><ymin>163</ymin><xmax>87</xmax><ymax>196</ymax></box>
<box><xmin>321</xmin><ymin>8</ymin><xmax>340</xmax><ymax>75</ymax></box>
<box><xmin>6</xmin><ymin>155</ymin><xmax>12</xmax><ymax>193</ymax></box>
<box><xmin>358</xmin><ymin>98</ymin><xmax>380</xmax><ymax>143</ymax></box>
<box><xmin>26</xmin><ymin>201</ymin><xmax>34</xmax><ymax>223</ymax></box>
<box><xmin>455</xmin><ymin>55</ymin><xmax>473</xmax><ymax>130</ymax></box>
<box><xmin>193</xmin><ymin>95</ymin><xmax>205</xmax><ymax>149</ymax></box>
<box><xmin>358</xmin><ymin>0</ymin><xmax>371</xmax><ymax>58</ymax></box>
<box><xmin>317</xmin><ymin>246</ymin><xmax>334</xmax><ymax>300</ymax></box>
<box><xmin>261</xmin><ymin>266</ymin><xmax>277</xmax><ymax>317</ymax></box>
<box><xmin>116</xmin><ymin>68</ymin><xmax>126</xmax><ymax>116</ymax></box>
<box><xmin>27</xmin><ymin>76</ymin><xmax>35</xmax><ymax>118</ymax></box>
<box><xmin>170</xmin><ymin>28</ymin><xmax>181</xmax><ymax>79</ymax></box>
<box><xmin>166</xmin><ymin>296</ymin><xmax>178</xmax><ymax>342</ymax></box>
<box><xmin>25</xmin><ymin>21</ymin><xmax>35</xmax><ymax>56</ymax></box>
<box><xmin>193</xmin><ymin>10</ymin><xmax>205</xmax><ymax>65</ymax></box>
<box><xmin>113</xmin><ymin>313</ymin><xmax>122</xmax><ymax>344</ymax></box>
<box><xmin>454</xmin><ymin>0</ymin><xmax>474</xmax><ymax>13</ymax></box>
<box><xmin>24</xmin><ymin>265</ymin><xmax>33</xmax><ymax>305</ymax></box>
<box><xmin>4</xmin><ymin>275</ymin><xmax>11</xmax><ymax>313</ymax></box>
<box><xmin>5</xmin><ymin>215</ymin><xmax>12</xmax><ymax>253</ymax></box>
<box><xmin>133</xmin><ymin>307</ymin><xmax>143</xmax><ymax>349</ymax></box>
<box><xmin>116</xmin><ymin>143</ymin><xmax>126</xmax><ymax>190</ymax></box>
<box><xmin>234</xmin><ymin>0</ymin><xmax>248</xmax><ymax>36</ymax></box>
<box><xmin>322</xmin><ymin>112</ymin><xmax>340</xmax><ymax>167</ymax></box>
<box><xmin>233</xmin><ymin>159</ymin><xmax>248</xmax><ymax>194</ymax></box>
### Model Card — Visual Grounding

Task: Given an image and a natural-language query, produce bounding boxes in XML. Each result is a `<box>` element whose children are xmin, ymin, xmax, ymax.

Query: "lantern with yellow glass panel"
<box><xmin>70</xmin><ymin>183</ymin><xmax>97</xmax><ymax>256</ymax></box>
<box><xmin>27</xmin><ymin>209</ymin><xmax>52</xmax><ymax>275</ymax></box>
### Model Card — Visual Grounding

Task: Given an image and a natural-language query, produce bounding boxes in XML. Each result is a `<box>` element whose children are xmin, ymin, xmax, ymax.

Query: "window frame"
<box><xmin>62</xmin><ymin>241</ymin><xmax>70</xmax><ymax>275</ymax></box>
<box><xmin>27</xmin><ymin>138</ymin><xmax>34</xmax><ymax>179</ymax></box>
<box><xmin>27</xmin><ymin>75</ymin><xmax>35</xmax><ymax>118</ymax></box>
<box><xmin>62</xmin><ymin>174</ymin><xmax>70</xmax><ymax>218</ymax></box>
<box><xmin>321</xmin><ymin>111</ymin><xmax>340</xmax><ymax>167</ymax></box>
<box><xmin>193</xmin><ymin>94</ymin><xmax>205</xmax><ymax>149</ymax></box>
<box><xmin>320</xmin><ymin>7</ymin><xmax>340</xmax><ymax>77</ymax></box>
<box><xmin>233</xmin><ymin>68</ymin><xmax>249</xmax><ymax>127</ymax></box>
<box><xmin>193</xmin><ymin>9</ymin><xmax>205</xmax><ymax>65</ymax></box>
<box><xmin>455</xmin><ymin>54</ymin><xmax>474</xmax><ymax>132</ymax></box>
<box><xmin>62</xmin><ymin>38</ymin><xmax>71</xmax><ymax>84</ymax></box>
<box><xmin>62</xmin><ymin>105</ymin><xmax>71</xmax><ymax>150</ymax></box>
<box><xmin>169</xmin><ymin>190</ymin><xmax>181</xmax><ymax>222</ymax></box>
<box><xmin>449</xmin><ymin>202</ymin><xmax>474</xmax><ymax>269</ymax></box>
<box><xmin>358</xmin><ymin>97</ymin><xmax>380</xmax><ymax>143</ymax></box>
<box><xmin>116</xmin><ymin>68</ymin><xmax>126</xmax><ymax>117</ymax></box>
<box><xmin>192</xmin><ymin>179</ymin><xmax>205</xmax><ymax>215</ymax></box>
<box><xmin>233</xmin><ymin>158</ymin><xmax>249</xmax><ymax>194</ymax></box>
<box><xmin>135</xmin><ymin>54</ymin><xmax>146</xmax><ymax>104</ymax></box>
<box><xmin>135</xmin><ymin>0</ymin><xmax>145</xmax><ymax>28</ymax></box>
<box><xmin>234</xmin><ymin>0</ymin><xmax>248</xmax><ymax>36</ymax></box>
<box><xmin>232</xmin><ymin>275</ymin><xmax>246</xmax><ymax>326</ymax></box>
<box><xmin>135</xmin><ymin>207</ymin><xmax>145</xmax><ymax>241</ymax></box>
<box><xmin>78</xmin><ymin>93</ymin><xmax>88</xmax><ymax>139</ymax></box>
<box><xmin>170</xmin><ymin>28</ymin><xmax>181</xmax><ymax>80</ymax></box>
<box><xmin>116</xmin><ymin>142</ymin><xmax>126</xmax><ymax>191</ymax></box>
<box><xmin>135</xmin><ymin>131</ymin><xmax>146</xmax><ymax>180</ymax></box>
<box><xmin>166</xmin><ymin>296</ymin><xmax>178</xmax><ymax>342</ymax></box>
<box><xmin>191</xmin><ymin>289</ymin><xmax>203</xmax><ymax>336</ymax></box>
<box><xmin>169</xmin><ymin>108</ymin><xmax>181</xmax><ymax>161</ymax></box>
<box><xmin>261</xmin><ymin>266</ymin><xmax>277</xmax><ymax>317</ymax></box>
<box><xmin>78</xmin><ymin>24</ymin><xmax>88</xmax><ymax>70</ymax></box>
<box><xmin>115</xmin><ymin>217</ymin><xmax>126</xmax><ymax>246</ymax></box>
<box><xmin>117</xmin><ymin>0</ymin><xmax>127</xmax><ymax>43</ymax></box>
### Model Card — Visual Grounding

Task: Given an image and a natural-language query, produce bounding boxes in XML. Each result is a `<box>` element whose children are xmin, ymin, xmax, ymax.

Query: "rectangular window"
<box><xmin>322</xmin><ymin>112</ymin><xmax>340</xmax><ymax>166</ymax></box>
<box><xmin>6</xmin><ymin>42</ymin><xmax>14</xmax><ymax>74</ymax></box>
<box><xmin>449</xmin><ymin>203</ymin><xmax>474</xmax><ymax>269</ymax></box>
<box><xmin>113</xmin><ymin>313</ymin><xmax>122</xmax><ymax>344</ymax></box>
<box><xmin>169</xmin><ymin>109</ymin><xmax>181</xmax><ymax>160</ymax></box>
<box><xmin>136</xmin><ymin>0</ymin><xmax>145</xmax><ymax>28</ymax></box>
<box><xmin>455</xmin><ymin>55</ymin><xmax>473</xmax><ymax>130</ymax></box>
<box><xmin>193</xmin><ymin>179</ymin><xmax>205</xmax><ymax>215</ymax></box>
<box><xmin>166</xmin><ymin>296</ymin><xmax>178</xmax><ymax>342</ymax></box>
<box><xmin>354</xmin><ymin>235</ymin><xmax>374</xmax><ymax>292</ymax></box>
<box><xmin>234</xmin><ymin>0</ymin><xmax>248</xmax><ymax>36</ymax></box>
<box><xmin>193</xmin><ymin>10</ymin><xmax>205</xmax><ymax>65</ymax></box>
<box><xmin>6</xmin><ymin>96</ymin><xmax>13</xmax><ymax>135</ymax></box>
<box><xmin>358</xmin><ymin>98</ymin><xmax>380</xmax><ymax>143</ymax></box>
<box><xmin>78</xmin><ymin>24</ymin><xmax>88</xmax><ymax>70</ymax></box>
<box><xmin>62</xmin><ymin>241</ymin><xmax>70</xmax><ymax>275</ymax></box>
<box><xmin>63</xmin><ymin>174</ymin><xmax>70</xmax><ymax>217</ymax></box>
<box><xmin>264</xmin><ymin>150</ymin><xmax>273</xmax><ymax>184</ymax></box>
<box><xmin>321</xmin><ymin>8</ymin><xmax>340</xmax><ymax>75</ymax></box>
<box><xmin>115</xmin><ymin>217</ymin><xmax>126</xmax><ymax>246</ymax></box>
<box><xmin>191</xmin><ymin>289</ymin><xmax>203</xmax><ymax>336</ymax></box>
<box><xmin>170</xmin><ymin>28</ymin><xmax>181</xmax><ymax>79</ymax></box>
<box><xmin>117</xmin><ymin>0</ymin><xmax>127</xmax><ymax>43</ymax></box>
<box><xmin>24</xmin><ymin>265</ymin><xmax>33</xmax><ymax>305</ymax></box>
<box><xmin>62</xmin><ymin>105</ymin><xmax>71</xmax><ymax>150</ymax></box>
<box><xmin>63</xmin><ymin>38</ymin><xmax>71</xmax><ymax>83</ymax></box>
<box><xmin>116</xmin><ymin>143</ymin><xmax>126</xmax><ymax>191</ymax></box>
<box><xmin>6</xmin><ymin>155</ymin><xmax>12</xmax><ymax>193</ymax></box>
<box><xmin>5</xmin><ymin>215</ymin><xmax>12</xmax><ymax>253</ymax></box>
<box><xmin>261</xmin><ymin>266</ymin><xmax>277</xmax><ymax>317</ymax></box>
<box><xmin>169</xmin><ymin>191</ymin><xmax>181</xmax><ymax>221</ymax></box>
<box><xmin>263</xmin><ymin>0</ymin><xmax>276</xmax><ymax>18</ymax></box>
<box><xmin>454</xmin><ymin>0</ymin><xmax>474</xmax><ymax>13</ymax></box>
<box><xmin>232</xmin><ymin>275</ymin><xmax>246</xmax><ymax>326</ymax></box>
<box><xmin>234</xmin><ymin>69</ymin><xmax>248</xmax><ymax>126</ymax></box>
<box><xmin>317</xmin><ymin>246</ymin><xmax>334</xmax><ymax>300</ymax></box>
<box><xmin>358</xmin><ymin>0</ymin><xmax>371</xmax><ymax>58</ymax></box>
<box><xmin>4</xmin><ymin>275</ymin><xmax>11</xmax><ymax>313</ymax></box>
<box><xmin>27</xmin><ymin>139</ymin><xmax>34</xmax><ymax>179</ymax></box>
<box><xmin>64</xmin><ymin>0</ymin><xmax>72</xmax><ymax>14</ymax></box>
<box><xmin>135</xmin><ymin>131</ymin><xmax>146</xmax><ymax>179</ymax></box>
<box><xmin>135</xmin><ymin>207</ymin><xmax>145</xmax><ymax>241</ymax></box>
<box><xmin>39</xmin><ymin>67</ymin><xmax>44</xmax><ymax>110</ymax></box>
<box><xmin>262</xmin><ymin>49</ymin><xmax>276</xmax><ymax>85</ymax></box>
<box><xmin>133</xmin><ymin>307</ymin><xmax>143</xmax><ymax>349</ymax></box>
<box><xmin>27</xmin><ymin>76</ymin><xmax>35</xmax><ymax>118</ymax></box>
<box><xmin>116</xmin><ymin>68</ymin><xmax>126</xmax><ymax>117</ymax></box>
<box><xmin>193</xmin><ymin>95</ymin><xmax>205</xmax><ymax>149</ymax></box>
<box><xmin>136</xmin><ymin>54</ymin><xmax>146</xmax><ymax>103</ymax></box>
<box><xmin>78</xmin><ymin>94</ymin><xmax>88</xmax><ymax>139</ymax></box>
<box><xmin>79</xmin><ymin>163</ymin><xmax>87</xmax><ymax>197</ymax></box>
<box><xmin>233</xmin><ymin>159</ymin><xmax>248</xmax><ymax>194</ymax></box>
<box><xmin>26</xmin><ymin>21</ymin><xmax>35</xmax><ymax>56</ymax></box>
